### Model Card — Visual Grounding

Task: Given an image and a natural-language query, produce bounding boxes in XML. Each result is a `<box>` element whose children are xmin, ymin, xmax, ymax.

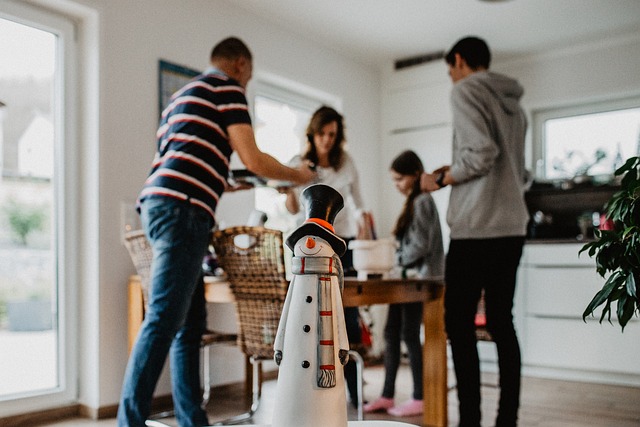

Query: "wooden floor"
<box><xmin>37</xmin><ymin>364</ymin><xmax>640</xmax><ymax>427</ymax></box>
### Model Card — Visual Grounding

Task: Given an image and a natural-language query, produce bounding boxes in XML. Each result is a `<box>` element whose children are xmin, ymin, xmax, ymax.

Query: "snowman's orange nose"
<box><xmin>306</xmin><ymin>237</ymin><xmax>316</xmax><ymax>249</ymax></box>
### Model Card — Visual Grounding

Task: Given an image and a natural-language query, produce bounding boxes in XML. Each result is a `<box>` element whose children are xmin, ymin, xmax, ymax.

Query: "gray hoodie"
<box><xmin>396</xmin><ymin>193</ymin><xmax>445</xmax><ymax>280</ymax></box>
<box><xmin>447</xmin><ymin>71</ymin><xmax>529</xmax><ymax>239</ymax></box>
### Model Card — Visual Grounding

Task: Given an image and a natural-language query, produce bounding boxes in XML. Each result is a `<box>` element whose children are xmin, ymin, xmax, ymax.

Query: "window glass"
<box><xmin>253</xmin><ymin>95</ymin><xmax>315</xmax><ymax>232</ymax></box>
<box><xmin>534</xmin><ymin>98</ymin><xmax>640</xmax><ymax>180</ymax></box>
<box><xmin>0</xmin><ymin>1</ymin><xmax>77</xmax><ymax>416</ymax></box>
<box><xmin>0</xmin><ymin>14</ymin><xmax>57</xmax><ymax>398</ymax></box>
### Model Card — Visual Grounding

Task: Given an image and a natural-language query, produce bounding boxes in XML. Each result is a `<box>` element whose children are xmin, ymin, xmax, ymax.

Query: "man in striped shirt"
<box><xmin>118</xmin><ymin>37</ymin><xmax>315</xmax><ymax>427</ymax></box>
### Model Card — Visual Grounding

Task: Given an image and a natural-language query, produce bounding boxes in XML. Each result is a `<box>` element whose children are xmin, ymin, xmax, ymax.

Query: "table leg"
<box><xmin>423</xmin><ymin>286</ymin><xmax>447</xmax><ymax>427</ymax></box>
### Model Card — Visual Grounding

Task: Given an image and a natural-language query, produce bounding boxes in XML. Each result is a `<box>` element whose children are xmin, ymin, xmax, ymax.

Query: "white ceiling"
<box><xmin>225</xmin><ymin>0</ymin><xmax>640</xmax><ymax>67</ymax></box>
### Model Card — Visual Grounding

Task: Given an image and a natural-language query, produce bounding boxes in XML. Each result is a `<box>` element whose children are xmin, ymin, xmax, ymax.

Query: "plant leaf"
<box><xmin>600</xmin><ymin>302</ymin><xmax>612</xmax><ymax>324</ymax></box>
<box><xmin>618</xmin><ymin>296</ymin><xmax>636</xmax><ymax>331</ymax></box>
<box><xmin>582</xmin><ymin>156</ymin><xmax>640</xmax><ymax>331</ymax></box>
<box><xmin>626</xmin><ymin>273</ymin><xmax>637</xmax><ymax>299</ymax></box>
<box><xmin>616</xmin><ymin>292</ymin><xmax>628</xmax><ymax>321</ymax></box>
<box><xmin>583</xmin><ymin>274</ymin><xmax>619</xmax><ymax>320</ymax></box>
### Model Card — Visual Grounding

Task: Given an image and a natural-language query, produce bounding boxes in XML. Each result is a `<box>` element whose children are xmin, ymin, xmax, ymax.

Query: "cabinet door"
<box><xmin>526</xmin><ymin>317</ymin><xmax>640</xmax><ymax>375</ymax></box>
<box><xmin>524</xmin><ymin>266</ymin><xmax>604</xmax><ymax>318</ymax></box>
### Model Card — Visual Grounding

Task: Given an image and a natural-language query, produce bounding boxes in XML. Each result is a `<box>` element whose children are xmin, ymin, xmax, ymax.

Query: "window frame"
<box><xmin>250</xmin><ymin>73</ymin><xmax>342</xmax><ymax>117</ymax></box>
<box><xmin>0</xmin><ymin>0</ymin><xmax>78</xmax><ymax>416</ymax></box>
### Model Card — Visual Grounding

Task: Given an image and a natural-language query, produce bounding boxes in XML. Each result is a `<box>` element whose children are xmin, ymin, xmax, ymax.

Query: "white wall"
<box><xmin>73</xmin><ymin>0</ymin><xmax>381</xmax><ymax>411</ymax></box>
<box><xmin>501</xmin><ymin>33</ymin><xmax>640</xmax><ymax>114</ymax></box>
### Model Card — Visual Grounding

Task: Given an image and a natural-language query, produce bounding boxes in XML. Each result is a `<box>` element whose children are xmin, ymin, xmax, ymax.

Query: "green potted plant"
<box><xmin>580</xmin><ymin>156</ymin><xmax>640</xmax><ymax>330</ymax></box>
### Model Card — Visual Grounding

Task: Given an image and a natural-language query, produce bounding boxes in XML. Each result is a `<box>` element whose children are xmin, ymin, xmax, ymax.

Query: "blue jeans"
<box><xmin>118</xmin><ymin>196</ymin><xmax>213</xmax><ymax>427</ymax></box>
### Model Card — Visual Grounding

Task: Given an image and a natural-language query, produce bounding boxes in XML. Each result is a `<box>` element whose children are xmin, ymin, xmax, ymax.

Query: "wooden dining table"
<box><xmin>128</xmin><ymin>275</ymin><xmax>447</xmax><ymax>427</ymax></box>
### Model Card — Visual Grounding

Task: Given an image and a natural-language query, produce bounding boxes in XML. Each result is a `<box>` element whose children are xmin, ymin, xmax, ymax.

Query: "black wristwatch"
<box><xmin>436</xmin><ymin>172</ymin><xmax>447</xmax><ymax>188</ymax></box>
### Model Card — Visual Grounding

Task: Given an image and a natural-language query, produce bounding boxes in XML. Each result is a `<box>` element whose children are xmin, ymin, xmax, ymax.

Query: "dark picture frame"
<box><xmin>158</xmin><ymin>59</ymin><xmax>201</xmax><ymax>116</ymax></box>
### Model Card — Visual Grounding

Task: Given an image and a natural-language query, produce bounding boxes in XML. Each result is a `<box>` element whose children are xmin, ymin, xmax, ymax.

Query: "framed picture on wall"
<box><xmin>158</xmin><ymin>59</ymin><xmax>201</xmax><ymax>116</ymax></box>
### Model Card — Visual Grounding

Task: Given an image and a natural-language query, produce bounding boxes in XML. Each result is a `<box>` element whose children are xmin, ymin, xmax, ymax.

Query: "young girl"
<box><xmin>363</xmin><ymin>150</ymin><xmax>445</xmax><ymax>417</ymax></box>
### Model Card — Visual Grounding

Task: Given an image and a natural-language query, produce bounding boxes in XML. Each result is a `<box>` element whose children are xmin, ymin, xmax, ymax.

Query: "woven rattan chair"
<box><xmin>123</xmin><ymin>229</ymin><xmax>238</xmax><ymax>426</ymax></box>
<box><xmin>210</xmin><ymin>226</ymin><xmax>289</xmax><ymax>424</ymax></box>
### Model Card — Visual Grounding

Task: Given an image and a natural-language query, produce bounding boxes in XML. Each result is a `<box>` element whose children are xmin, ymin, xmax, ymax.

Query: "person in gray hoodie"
<box><xmin>421</xmin><ymin>36</ymin><xmax>528</xmax><ymax>427</ymax></box>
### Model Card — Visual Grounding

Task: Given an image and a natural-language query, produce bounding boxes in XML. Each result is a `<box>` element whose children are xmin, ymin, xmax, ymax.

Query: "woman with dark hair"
<box><xmin>284</xmin><ymin>106</ymin><xmax>366</xmax><ymax>272</ymax></box>
<box><xmin>364</xmin><ymin>150</ymin><xmax>444</xmax><ymax>417</ymax></box>
<box><xmin>298</xmin><ymin>106</ymin><xmax>346</xmax><ymax>171</ymax></box>
<box><xmin>283</xmin><ymin>105</ymin><xmax>366</xmax><ymax>408</ymax></box>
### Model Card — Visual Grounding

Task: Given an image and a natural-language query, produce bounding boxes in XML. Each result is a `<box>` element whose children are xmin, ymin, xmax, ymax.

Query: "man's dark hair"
<box><xmin>210</xmin><ymin>37</ymin><xmax>252</xmax><ymax>61</ymax></box>
<box><xmin>445</xmin><ymin>36</ymin><xmax>491</xmax><ymax>70</ymax></box>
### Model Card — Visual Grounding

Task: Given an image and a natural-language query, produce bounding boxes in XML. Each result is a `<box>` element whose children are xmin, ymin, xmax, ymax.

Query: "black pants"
<box><xmin>445</xmin><ymin>237</ymin><xmax>524</xmax><ymax>427</ymax></box>
<box><xmin>381</xmin><ymin>302</ymin><xmax>423</xmax><ymax>400</ymax></box>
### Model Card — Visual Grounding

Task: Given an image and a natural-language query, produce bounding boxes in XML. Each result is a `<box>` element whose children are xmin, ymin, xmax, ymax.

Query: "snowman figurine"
<box><xmin>272</xmin><ymin>184</ymin><xmax>350</xmax><ymax>427</ymax></box>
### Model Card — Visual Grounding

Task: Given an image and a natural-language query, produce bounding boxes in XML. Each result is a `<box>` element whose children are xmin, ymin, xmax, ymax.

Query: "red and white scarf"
<box><xmin>291</xmin><ymin>255</ymin><xmax>343</xmax><ymax>388</ymax></box>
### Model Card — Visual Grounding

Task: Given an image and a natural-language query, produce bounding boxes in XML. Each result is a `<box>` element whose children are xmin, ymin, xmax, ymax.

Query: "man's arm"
<box><xmin>227</xmin><ymin>123</ymin><xmax>315</xmax><ymax>185</ymax></box>
<box><xmin>448</xmin><ymin>83</ymin><xmax>500</xmax><ymax>182</ymax></box>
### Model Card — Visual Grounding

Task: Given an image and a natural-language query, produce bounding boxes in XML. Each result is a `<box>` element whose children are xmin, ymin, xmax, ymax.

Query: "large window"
<box><xmin>533</xmin><ymin>97</ymin><xmax>640</xmax><ymax>180</ymax></box>
<box><xmin>251</xmin><ymin>80</ymin><xmax>339</xmax><ymax>233</ymax></box>
<box><xmin>0</xmin><ymin>1</ymin><xmax>77</xmax><ymax>416</ymax></box>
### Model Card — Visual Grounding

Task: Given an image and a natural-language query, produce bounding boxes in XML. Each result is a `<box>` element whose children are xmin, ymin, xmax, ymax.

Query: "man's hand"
<box><xmin>433</xmin><ymin>165</ymin><xmax>450</xmax><ymax>175</ymax></box>
<box><xmin>421</xmin><ymin>165</ymin><xmax>451</xmax><ymax>192</ymax></box>
<box><xmin>294</xmin><ymin>163</ymin><xmax>316</xmax><ymax>185</ymax></box>
<box><xmin>420</xmin><ymin>172</ymin><xmax>441</xmax><ymax>192</ymax></box>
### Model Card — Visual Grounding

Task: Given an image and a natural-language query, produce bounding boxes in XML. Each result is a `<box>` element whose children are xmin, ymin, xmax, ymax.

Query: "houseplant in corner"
<box><xmin>580</xmin><ymin>156</ymin><xmax>640</xmax><ymax>330</ymax></box>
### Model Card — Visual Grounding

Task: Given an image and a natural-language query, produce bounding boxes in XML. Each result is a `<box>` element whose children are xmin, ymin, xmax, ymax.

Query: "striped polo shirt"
<box><xmin>138</xmin><ymin>69</ymin><xmax>251</xmax><ymax>220</ymax></box>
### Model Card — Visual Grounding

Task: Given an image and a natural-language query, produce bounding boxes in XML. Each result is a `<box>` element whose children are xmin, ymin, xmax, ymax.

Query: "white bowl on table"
<box><xmin>348</xmin><ymin>238</ymin><xmax>397</xmax><ymax>280</ymax></box>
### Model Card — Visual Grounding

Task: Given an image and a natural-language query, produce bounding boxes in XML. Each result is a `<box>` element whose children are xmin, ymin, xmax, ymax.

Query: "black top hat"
<box><xmin>286</xmin><ymin>184</ymin><xmax>346</xmax><ymax>256</ymax></box>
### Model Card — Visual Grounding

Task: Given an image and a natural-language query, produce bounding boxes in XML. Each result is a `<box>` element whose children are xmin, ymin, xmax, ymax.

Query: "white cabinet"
<box><xmin>518</xmin><ymin>243</ymin><xmax>640</xmax><ymax>386</ymax></box>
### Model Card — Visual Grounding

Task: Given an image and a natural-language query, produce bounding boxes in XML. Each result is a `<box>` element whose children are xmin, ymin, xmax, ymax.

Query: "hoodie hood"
<box><xmin>468</xmin><ymin>71</ymin><xmax>524</xmax><ymax>115</ymax></box>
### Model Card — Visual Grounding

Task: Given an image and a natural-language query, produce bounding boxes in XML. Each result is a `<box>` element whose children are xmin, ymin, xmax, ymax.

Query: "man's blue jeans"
<box><xmin>118</xmin><ymin>196</ymin><xmax>213</xmax><ymax>427</ymax></box>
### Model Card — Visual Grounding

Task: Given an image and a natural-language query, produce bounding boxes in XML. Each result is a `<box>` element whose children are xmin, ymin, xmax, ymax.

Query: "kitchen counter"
<box><xmin>526</xmin><ymin>237</ymin><xmax>595</xmax><ymax>245</ymax></box>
